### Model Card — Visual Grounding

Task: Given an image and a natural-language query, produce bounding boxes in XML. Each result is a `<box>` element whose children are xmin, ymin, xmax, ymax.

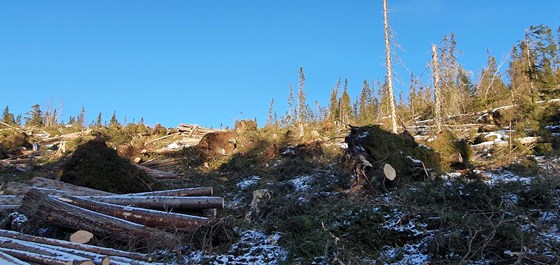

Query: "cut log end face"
<box><xmin>70</xmin><ymin>230</ymin><xmax>94</xmax><ymax>244</ymax></box>
<box><xmin>383</xmin><ymin>163</ymin><xmax>396</xmax><ymax>181</ymax></box>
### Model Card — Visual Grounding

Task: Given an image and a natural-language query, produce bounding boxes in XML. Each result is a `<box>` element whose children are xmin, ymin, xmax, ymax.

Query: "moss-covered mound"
<box><xmin>426</xmin><ymin>130</ymin><xmax>472</xmax><ymax>171</ymax></box>
<box><xmin>60</xmin><ymin>139</ymin><xmax>159</xmax><ymax>193</ymax></box>
<box><xmin>346</xmin><ymin>126</ymin><xmax>438</xmax><ymax>185</ymax></box>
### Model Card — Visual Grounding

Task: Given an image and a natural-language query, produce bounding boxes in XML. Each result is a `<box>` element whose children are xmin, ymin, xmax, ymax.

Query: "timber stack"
<box><xmin>0</xmin><ymin>177</ymin><xmax>223</xmax><ymax>264</ymax></box>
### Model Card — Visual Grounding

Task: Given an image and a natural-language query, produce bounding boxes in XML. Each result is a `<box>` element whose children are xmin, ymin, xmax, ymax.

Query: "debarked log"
<box><xmin>124</xmin><ymin>187</ymin><xmax>213</xmax><ymax>197</ymax></box>
<box><xmin>18</xmin><ymin>189</ymin><xmax>178</xmax><ymax>247</ymax></box>
<box><xmin>0</xmin><ymin>246</ymin><xmax>93</xmax><ymax>265</ymax></box>
<box><xmin>58</xmin><ymin>196</ymin><xmax>210</xmax><ymax>229</ymax></box>
<box><xmin>0</xmin><ymin>229</ymin><xmax>151</xmax><ymax>262</ymax></box>
<box><xmin>0</xmin><ymin>236</ymin><xmax>107</xmax><ymax>265</ymax></box>
<box><xmin>80</xmin><ymin>195</ymin><xmax>224</xmax><ymax>211</ymax></box>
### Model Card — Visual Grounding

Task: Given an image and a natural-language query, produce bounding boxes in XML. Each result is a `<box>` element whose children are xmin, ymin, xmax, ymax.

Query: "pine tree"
<box><xmin>24</xmin><ymin>104</ymin><xmax>43</xmax><ymax>127</ymax></box>
<box><xmin>1</xmin><ymin>106</ymin><xmax>16</xmax><ymax>126</ymax></box>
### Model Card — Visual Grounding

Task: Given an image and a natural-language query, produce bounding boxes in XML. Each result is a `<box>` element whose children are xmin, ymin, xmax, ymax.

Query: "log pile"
<box><xmin>0</xmin><ymin>229</ymin><xmax>159</xmax><ymax>265</ymax></box>
<box><xmin>0</xmin><ymin>178</ymin><xmax>223</xmax><ymax>264</ymax></box>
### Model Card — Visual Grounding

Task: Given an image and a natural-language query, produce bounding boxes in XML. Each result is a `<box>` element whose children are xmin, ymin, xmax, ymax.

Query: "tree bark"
<box><xmin>0</xmin><ymin>251</ymin><xmax>29</xmax><ymax>265</ymax></box>
<box><xmin>134</xmin><ymin>164</ymin><xmax>181</xmax><ymax>179</ymax></box>
<box><xmin>58</xmin><ymin>195</ymin><xmax>210</xmax><ymax>229</ymax></box>
<box><xmin>18</xmin><ymin>189</ymin><xmax>178</xmax><ymax>248</ymax></box>
<box><xmin>80</xmin><ymin>195</ymin><xmax>224</xmax><ymax>210</ymax></box>
<box><xmin>124</xmin><ymin>187</ymin><xmax>213</xmax><ymax>197</ymax></box>
<box><xmin>0</xmin><ymin>246</ymin><xmax>93</xmax><ymax>265</ymax></box>
<box><xmin>29</xmin><ymin>177</ymin><xmax>115</xmax><ymax>196</ymax></box>
<box><xmin>0</xmin><ymin>229</ymin><xmax>151</xmax><ymax>262</ymax></box>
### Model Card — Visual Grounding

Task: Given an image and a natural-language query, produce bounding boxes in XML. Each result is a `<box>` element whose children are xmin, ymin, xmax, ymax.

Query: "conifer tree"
<box><xmin>77</xmin><ymin>106</ymin><xmax>86</xmax><ymax>127</ymax></box>
<box><xmin>328</xmin><ymin>79</ymin><xmax>341</xmax><ymax>123</ymax></box>
<box><xmin>339</xmin><ymin>79</ymin><xmax>352</xmax><ymax>124</ymax></box>
<box><xmin>24</xmin><ymin>104</ymin><xmax>43</xmax><ymax>127</ymax></box>
<box><xmin>287</xmin><ymin>82</ymin><xmax>295</xmax><ymax>125</ymax></box>
<box><xmin>297</xmin><ymin>67</ymin><xmax>308</xmax><ymax>123</ymax></box>
<box><xmin>109</xmin><ymin>111</ymin><xmax>119</xmax><ymax>127</ymax></box>
<box><xmin>358</xmin><ymin>80</ymin><xmax>372</xmax><ymax>125</ymax></box>
<box><xmin>96</xmin><ymin>112</ymin><xmax>103</xmax><ymax>127</ymax></box>
<box><xmin>1</xmin><ymin>106</ymin><xmax>16</xmax><ymax>126</ymax></box>
<box><xmin>267</xmin><ymin>98</ymin><xmax>275</xmax><ymax>127</ymax></box>
<box><xmin>383</xmin><ymin>0</ymin><xmax>398</xmax><ymax>133</ymax></box>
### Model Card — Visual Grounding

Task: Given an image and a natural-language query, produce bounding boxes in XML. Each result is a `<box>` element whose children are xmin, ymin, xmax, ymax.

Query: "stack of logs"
<box><xmin>0</xmin><ymin>177</ymin><xmax>223</xmax><ymax>264</ymax></box>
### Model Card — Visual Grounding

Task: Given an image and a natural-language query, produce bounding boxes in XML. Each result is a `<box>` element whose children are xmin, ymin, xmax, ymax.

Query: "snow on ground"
<box><xmin>185</xmin><ymin>230</ymin><xmax>287</xmax><ymax>265</ymax></box>
<box><xmin>481</xmin><ymin>170</ymin><xmax>533</xmax><ymax>185</ymax></box>
<box><xmin>289</xmin><ymin>175</ymin><xmax>313</xmax><ymax>192</ymax></box>
<box><xmin>237</xmin><ymin>176</ymin><xmax>261</xmax><ymax>190</ymax></box>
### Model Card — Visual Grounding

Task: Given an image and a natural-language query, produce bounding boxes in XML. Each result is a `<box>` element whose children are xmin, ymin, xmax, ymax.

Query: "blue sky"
<box><xmin>1</xmin><ymin>1</ymin><xmax>558</xmax><ymax>128</ymax></box>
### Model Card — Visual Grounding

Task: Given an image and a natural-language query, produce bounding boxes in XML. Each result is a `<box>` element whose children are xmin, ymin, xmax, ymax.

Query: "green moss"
<box><xmin>60</xmin><ymin>139</ymin><xmax>160</xmax><ymax>193</ymax></box>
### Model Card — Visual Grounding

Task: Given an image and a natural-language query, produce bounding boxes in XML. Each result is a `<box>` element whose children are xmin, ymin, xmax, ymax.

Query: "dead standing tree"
<box><xmin>383</xmin><ymin>0</ymin><xmax>398</xmax><ymax>134</ymax></box>
<box><xmin>432</xmin><ymin>44</ymin><xmax>443</xmax><ymax>132</ymax></box>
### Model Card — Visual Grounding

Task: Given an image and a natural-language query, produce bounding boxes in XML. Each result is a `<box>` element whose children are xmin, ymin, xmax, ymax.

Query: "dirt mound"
<box><xmin>60</xmin><ymin>139</ymin><xmax>159</xmax><ymax>193</ymax></box>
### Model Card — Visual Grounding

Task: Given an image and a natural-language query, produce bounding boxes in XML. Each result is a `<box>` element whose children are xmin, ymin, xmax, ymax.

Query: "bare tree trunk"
<box><xmin>0</xmin><ymin>251</ymin><xmax>29</xmax><ymax>265</ymax></box>
<box><xmin>432</xmin><ymin>44</ymin><xmax>442</xmax><ymax>132</ymax></box>
<box><xmin>383</xmin><ymin>0</ymin><xmax>398</xmax><ymax>133</ymax></box>
<box><xmin>79</xmin><ymin>195</ymin><xmax>224</xmax><ymax>210</ymax></box>
<box><xmin>0</xmin><ymin>246</ymin><xmax>93</xmax><ymax>265</ymax></box>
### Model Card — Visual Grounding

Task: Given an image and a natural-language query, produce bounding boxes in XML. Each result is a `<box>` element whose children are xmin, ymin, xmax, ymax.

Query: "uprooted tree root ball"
<box><xmin>59</xmin><ymin>139</ymin><xmax>161</xmax><ymax>193</ymax></box>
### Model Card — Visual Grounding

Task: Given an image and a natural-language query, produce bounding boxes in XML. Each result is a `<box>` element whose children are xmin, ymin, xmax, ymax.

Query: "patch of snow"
<box><xmin>483</xmin><ymin>171</ymin><xmax>532</xmax><ymax>185</ymax></box>
<box><xmin>185</xmin><ymin>230</ymin><xmax>288</xmax><ymax>265</ymax></box>
<box><xmin>358</xmin><ymin>131</ymin><xmax>369</xmax><ymax>139</ymax></box>
<box><xmin>237</xmin><ymin>176</ymin><xmax>261</xmax><ymax>190</ymax></box>
<box><xmin>440</xmin><ymin>172</ymin><xmax>462</xmax><ymax>180</ymax></box>
<box><xmin>337</xmin><ymin>142</ymin><xmax>348</xmax><ymax>149</ymax></box>
<box><xmin>289</xmin><ymin>175</ymin><xmax>313</xmax><ymax>192</ymax></box>
<box><xmin>406</xmin><ymin>155</ymin><xmax>422</xmax><ymax>165</ymax></box>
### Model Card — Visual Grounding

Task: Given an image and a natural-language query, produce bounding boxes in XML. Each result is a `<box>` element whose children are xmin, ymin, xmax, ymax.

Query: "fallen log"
<box><xmin>58</xmin><ymin>196</ymin><xmax>210</xmax><ymax>229</ymax></box>
<box><xmin>81</xmin><ymin>195</ymin><xmax>224</xmax><ymax>210</ymax></box>
<box><xmin>0</xmin><ymin>229</ymin><xmax>151</xmax><ymax>262</ymax></box>
<box><xmin>0</xmin><ymin>246</ymin><xmax>93</xmax><ymax>265</ymax></box>
<box><xmin>0</xmin><ymin>251</ymin><xmax>29</xmax><ymax>265</ymax></box>
<box><xmin>18</xmin><ymin>189</ymin><xmax>178</xmax><ymax>248</ymax></box>
<box><xmin>1</xmin><ymin>182</ymin><xmax>69</xmax><ymax>196</ymax></box>
<box><xmin>0</xmin><ymin>205</ymin><xmax>19</xmax><ymax>213</ymax></box>
<box><xmin>70</xmin><ymin>230</ymin><xmax>94</xmax><ymax>244</ymax></box>
<box><xmin>134</xmin><ymin>164</ymin><xmax>181</xmax><ymax>179</ymax></box>
<box><xmin>0</xmin><ymin>236</ymin><xmax>108</xmax><ymax>265</ymax></box>
<box><xmin>30</xmin><ymin>177</ymin><xmax>115</xmax><ymax>196</ymax></box>
<box><xmin>124</xmin><ymin>187</ymin><xmax>213</xmax><ymax>197</ymax></box>
<box><xmin>0</xmin><ymin>195</ymin><xmax>22</xmax><ymax>205</ymax></box>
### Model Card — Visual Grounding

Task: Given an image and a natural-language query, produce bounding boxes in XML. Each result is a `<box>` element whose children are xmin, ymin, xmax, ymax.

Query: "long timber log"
<box><xmin>124</xmin><ymin>187</ymin><xmax>213</xmax><ymax>197</ymax></box>
<box><xmin>80</xmin><ymin>195</ymin><xmax>224</xmax><ymax>210</ymax></box>
<box><xmin>0</xmin><ymin>229</ymin><xmax>151</xmax><ymax>262</ymax></box>
<box><xmin>18</xmin><ymin>189</ymin><xmax>178</xmax><ymax>248</ymax></box>
<box><xmin>29</xmin><ymin>177</ymin><xmax>115</xmax><ymax>196</ymax></box>
<box><xmin>58</xmin><ymin>195</ymin><xmax>210</xmax><ymax>229</ymax></box>
<box><xmin>0</xmin><ymin>246</ymin><xmax>93</xmax><ymax>265</ymax></box>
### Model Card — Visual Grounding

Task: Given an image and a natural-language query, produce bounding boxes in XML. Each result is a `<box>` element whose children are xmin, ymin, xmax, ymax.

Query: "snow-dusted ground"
<box><xmin>184</xmin><ymin>230</ymin><xmax>287</xmax><ymax>265</ymax></box>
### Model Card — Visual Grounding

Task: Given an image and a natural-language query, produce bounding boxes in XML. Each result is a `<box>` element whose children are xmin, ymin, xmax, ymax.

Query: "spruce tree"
<box><xmin>328</xmin><ymin>79</ymin><xmax>341</xmax><ymax>123</ymax></box>
<box><xmin>1</xmin><ymin>106</ymin><xmax>16</xmax><ymax>126</ymax></box>
<box><xmin>24</xmin><ymin>104</ymin><xmax>43</xmax><ymax>127</ymax></box>
<box><xmin>297</xmin><ymin>67</ymin><xmax>308</xmax><ymax>123</ymax></box>
<box><xmin>96</xmin><ymin>112</ymin><xmax>103</xmax><ymax>127</ymax></box>
<box><xmin>109</xmin><ymin>111</ymin><xmax>119</xmax><ymax>127</ymax></box>
<box><xmin>358</xmin><ymin>80</ymin><xmax>372</xmax><ymax>125</ymax></box>
<box><xmin>339</xmin><ymin>79</ymin><xmax>352</xmax><ymax>124</ymax></box>
<box><xmin>77</xmin><ymin>106</ymin><xmax>86</xmax><ymax>127</ymax></box>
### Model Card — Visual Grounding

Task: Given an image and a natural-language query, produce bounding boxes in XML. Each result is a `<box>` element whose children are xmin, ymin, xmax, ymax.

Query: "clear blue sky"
<box><xmin>1</xmin><ymin>1</ymin><xmax>558</xmax><ymax>128</ymax></box>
